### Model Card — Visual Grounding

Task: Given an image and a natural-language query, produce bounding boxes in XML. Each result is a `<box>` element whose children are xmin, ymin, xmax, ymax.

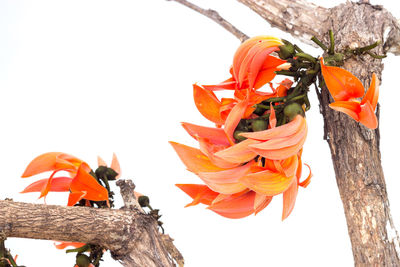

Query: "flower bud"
<box><xmin>251</xmin><ymin>119</ymin><xmax>268</xmax><ymax>132</ymax></box>
<box><xmin>284</xmin><ymin>102</ymin><xmax>304</xmax><ymax>120</ymax></box>
<box><xmin>138</xmin><ymin>195</ymin><xmax>150</xmax><ymax>208</ymax></box>
<box><xmin>76</xmin><ymin>254</ymin><xmax>91</xmax><ymax>267</ymax></box>
<box><xmin>278</xmin><ymin>41</ymin><xmax>295</xmax><ymax>59</ymax></box>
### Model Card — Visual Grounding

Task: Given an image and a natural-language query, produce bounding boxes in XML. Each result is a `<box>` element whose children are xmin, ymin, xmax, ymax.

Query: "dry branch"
<box><xmin>0</xmin><ymin>180</ymin><xmax>183</xmax><ymax>267</ymax></box>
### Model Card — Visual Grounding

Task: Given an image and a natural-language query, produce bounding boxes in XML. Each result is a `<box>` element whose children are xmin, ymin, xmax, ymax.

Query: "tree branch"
<box><xmin>167</xmin><ymin>0</ymin><xmax>249</xmax><ymax>42</ymax></box>
<box><xmin>0</xmin><ymin>179</ymin><xmax>183</xmax><ymax>267</ymax></box>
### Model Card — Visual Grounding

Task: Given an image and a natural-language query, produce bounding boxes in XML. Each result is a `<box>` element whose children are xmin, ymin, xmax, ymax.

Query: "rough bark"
<box><xmin>0</xmin><ymin>180</ymin><xmax>183</xmax><ymax>267</ymax></box>
<box><xmin>237</xmin><ymin>0</ymin><xmax>400</xmax><ymax>266</ymax></box>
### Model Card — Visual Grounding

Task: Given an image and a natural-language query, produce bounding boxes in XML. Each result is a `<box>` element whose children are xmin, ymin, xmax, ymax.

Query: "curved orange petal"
<box><xmin>269</xmin><ymin>104</ymin><xmax>276</xmax><ymax>128</ymax></box>
<box><xmin>22</xmin><ymin>152</ymin><xmax>64</xmax><ymax>177</ymax></box>
<box><xmin>21</xmin><ymin>177</ymin><xmax>72</xmax><ymax>193</ymax></box>
<box><xmin>361</xmin><ymin>73</ymin><xmax>379</xmax><ymax>110</ymax></box>
<box><xmin>282</xmin><ymin>180</ymin><xmax>298</xmax><ymax>220</ymax></box>
<box><xmin>274</xmin><ymin>155</ymin><xmax>299</xmax><ymax>178</ymax></box>
<box><xmin>67</xmin><ymin>191</ymin><xmax>87</xmax><ymax>206</ymax></box>
<box><xmin>298</xmin><ymin>163</ymin><xmax>312</xmax><ymax>188</ymax></box>
<box><xmin>240</xmin><ymin>170</ymin><xmax>294</xmax><ymax>196</ymax></box>
<box><xmin>253</xmin><ymin>55</ymin><xmax>286</xmax><ymax>90</ymax></box>
<box><xmin>198</xmin><ymin>138</ymin><xmax>240</xmax><ymax>169</ymax></box>
<box><xmin>249</xmin><ymin>133</ymin><xmax>306</xmax><ymax>160</ymax></box>
<box><xmin>320</xmin><ymin>58</ymin><xmax>364</xmax><ymax>101</ymax></box>
<box><xmin>359</xmin><ymin>101</ymin><xmax>378</xmax><ymax>129</ymax></box>
<box><xmin>193</xmin><ymin>84</ymin><xmax>224</xmax><ymax>125</ymax></box>
<box><xmin>208</xmin><ymin>191</ymin><xmax>256</xmax><ymax>219</ymax></box>
<box><xmin>70</xmin><ymin>165</ymin><xmax>108</xmax><ymax>202</ymax></box>
<box><xmin>214</xmin><ymin>138</ymin><xmax>259</xmax><ymax>164</ymax></box>
<box><xmin>254</xmin><ymin>193</ymin><xmax>273</xmax><ymax>215</ymax></box>
<box><xmin>176</xmin><ymin>184</ymin><xmax>219</xmax><ymax>207</ymax></box>
<box><xmin>224</xmin><ymin>98</ymin><xmax>249</xmax><ymax>144</ymax></box>
<box><xmin>110</xmin><ymin>153</ymin><xmax>121</xmax><ymax>178</ymax></box>
<box><xmin>181</xmin><ymin>122</ymin><xmax>230</xmax><ymax>146</ymax></box>
<box><xmin>202</xmin><ymin>78</ymin><xmax>236</xmax><ymax>91</ymax></box>
<box><xmin>250</xmin><ymin>121</ymin><xmax>307</xmax><ymax>150</ymax></box>
<box><xmin>169</xmin><ymin>142</ymin><xmax>224</xmax><ymax>173</ymax></box>
<box><xmin>54</xmin><ymin>242</ymin><xmax>86</xmax><ymax>250</ymax></box>
<box><xmin>247</xmin><ymin>46</ymin><xmax>280</xmax><ymax>89</ymax></box>
<box><xmin>240</xmin><ymin>115</ymin><xmax>304</xmax><ymax>141</ymax></box>
<box><xmin>329</xmin><ymin>101</ymin><xmax>361</xmax><ymax>121</ymax></box>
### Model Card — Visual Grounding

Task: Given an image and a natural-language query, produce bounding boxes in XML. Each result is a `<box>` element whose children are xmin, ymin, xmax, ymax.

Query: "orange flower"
<box><xmin>172</xmin><ymin>35</ymin><xmax>311</xmax><ymax>220</ymax></box>
<box><xmin>171</xmin><ymin>112</ymin><xmax>311</xmax><ymax>219</ymax></box>
<box><xmin>21</xmin><ymin>152</ymin><xmax>109</xmax><ymax>206</ymax></box>
<box><xmin>320</xmin><ymin>58</ymin><xmax>379</xmax><ymax>129</ymax></box>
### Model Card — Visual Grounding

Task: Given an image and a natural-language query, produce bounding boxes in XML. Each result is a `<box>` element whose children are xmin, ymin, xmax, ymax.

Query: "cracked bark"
<box><xmin>0</xmin><ymin>180</ymin><xmax>183</xmax><ymax>267</ymax></box>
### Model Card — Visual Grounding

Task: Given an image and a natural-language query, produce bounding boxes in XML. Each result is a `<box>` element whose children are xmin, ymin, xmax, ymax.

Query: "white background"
<box><xmin>1</xmin><ymin>0</ymin><xmax>399</xmax><ymax>266</ymax></box>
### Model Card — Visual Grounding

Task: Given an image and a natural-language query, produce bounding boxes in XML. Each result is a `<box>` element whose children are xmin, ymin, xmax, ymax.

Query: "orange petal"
<box><xmin>198</xmin><ymin>138</ymin><xmax>240</xmax><ymax>169</ymax></box>
<box><xmin>169</xmin><ymin>142</ymin><xmax>224</xmax><ymax>173</ymax></box>
<box><xmin>197</xmin><ymin>162</ymin><xmax>252</xmax><ymax>194</ymax></box>
<box><xmin>67</xmin><ymin>191</ymin><xmax>87</xmax><ymax>206</ymax></box>
<box><xmin>253</xmin><ymin>55</ymin><xmax>286</xmax><ymax>90</ymax></box>
<box><xmin>254</xmin><ymin>193</ymin><xmax>273</xmax><ymax>215</ymax></box>
<box><xmin>193</xmin><ymin>84</ymin><xmax>224</xmax><ymax>125</ymax></box>
<box><xmin>269</xmin><ymin>104</ymin><xmax>276</xmax><ymax>128</ymax></box>
<box><xmin>70</xmin><ymin>165</ymin><xmax>109</xmax><ymax>202</ymax></box>
<box><xmin>202</xmin><ymin>78</ymin><xmax>237</xmax><ymax>91</ymax></box>
<box><xmin>359</xmin><ymin>101</ymin><xmax>378</xmax><ymax>129</ymax></box>
<box><xmin>329</xmin><ymin>101</ymin><xmax>361</xmax><ymax>121</ymax></box>
<box><xmin>320</xmin><ymin>58</ymin><xmax>364</xmax><ymax>101</ymax></box>
<box><xmin>240</xmin><ymin>170</ymin><xmax>294</xmax><ymax>196</ymax></box>
<box><xmin>224</xmin><ymin>98</ymin><xmax>249</xmax><ymax>144</ymax></box>
<box><xmin>250</xmin><ymin>121</ymin><xmax>307</xmax><ymax>150</ymax></box>
<box><xmin>110</xmin><ymin>153</ymin><xmax>121</xmax><ymax>178</ymax></box>
<box><xmin>249</xmin><ymin>134</ymin><xmax>306</xmax><ymax>160</ymax></box>
<box><xmin>97</xmin><ymin>156</ymin><xmax>107</xmax><ymax>167</ymax></box>
<box><xmin>208</xmin><ymin>190</ymin><xmax>256</xmax><ymax>219</ymax></box>
<box><xmin>176</xmin><ymin>184</ymin><xmax>219</xmax><ymax>207</ymax></box>
<box><xmin>247</xmin><ymin>46</ymin><xmax>280</xmax><ymax>89</ymax></box>
<box><xmin>181</xmin><ymin>122</ymin><xmax>230</xmax><ymax>146</ymax></box>
<box><xmin>54</xmin><ymin>242</ymin><xmax>86</xmax><ymax>250</ymax></box>
<box><xmin>282</xmin><ymin>180</ymin><xmax>298</xmax><ymax>220</ymax></box>
<box><xmin>273</xmin><ymin>155</ymin><xmax>299</xmax><ymax>178</ymax></box>
<box><xmin>361</xmin><ymin>73</ymin><xmax>379</xmax><ymax>110</ymax></box>
<box><xmin>22</xmin><ymin>152</ymin><xmax>64</xmax><ymax>177</ymax></box>
<box><xmin>214</xmin><ymin>138</ymin><xmax>259</xmax><ymax>164</ymax></box>
<box><xmin>298</xmin><ymin>163</ymin><xmax>312</xmax><ymax>188</ymax></box>
<box><xmin>21</xmin><ymin>177</ymin><xmax>72</xmax><ymax>193</ymax></box>
<box><xmin>240</xmin><ymin>115</ymin><xmax>304</xmax><ymax>141</ymax></box>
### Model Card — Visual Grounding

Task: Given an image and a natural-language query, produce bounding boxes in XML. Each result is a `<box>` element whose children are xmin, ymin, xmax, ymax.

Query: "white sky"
<box><xmin>0</xmin><ymin>0</ymin><xmax>400</xmax><ymax>266</ymax></box>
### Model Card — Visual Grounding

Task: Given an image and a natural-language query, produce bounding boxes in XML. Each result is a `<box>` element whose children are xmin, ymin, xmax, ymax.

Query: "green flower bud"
<box><xmin>284</xmin><ymin>102</ymin><xmax>305</xmax><ymax>120</ymax></box>
<box><xmin>278</xmin><ymin>43</ymin><xmax>295</xmax><ymax>59</ymax></box>
<box><xmin>76</xmin><ymin>254</ymin><xmax>91</xmax><ymax>267</ymax></box>
<box><xmin>138</xmin><ymin>196</ymin><xmax>150</xmax><ymax>208</ymax></box>
<box><xmin>233</xmin><ymin>131</ymin><xmax>247</xmax><ymax>142</ymax></box>
<box><xmin>251</xmin><ymin>119</ymin><xmax>268</xmax><ymax>132</ymax></box>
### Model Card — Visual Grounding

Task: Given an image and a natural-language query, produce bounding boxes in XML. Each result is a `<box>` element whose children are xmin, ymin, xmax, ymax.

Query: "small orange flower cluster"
<box><xmin>320</xmin><ymin>58</ymin><xmax>379</xmax><ymax>129</ymax></box>
<box><xmin>171</xmin><ymin>36</ymin><xmax>311</xmax><ymax>220</ymax></box>
<box><xmin>21</xmin><ymin>152</ymin><xmax>120</xmax><ymax>250</ymax></box>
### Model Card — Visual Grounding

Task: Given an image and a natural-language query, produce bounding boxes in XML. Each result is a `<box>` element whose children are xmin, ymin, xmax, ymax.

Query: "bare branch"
<box><xmin>0</xmin><ymin>196</ymin><xmax>182</xmax><ymax>267</ymax></box>
<box><xmin>237</xmin><ymin>0</ymin><xmax>329</xmax><ymax>45</ymax></box>
<box><xmin>167</xmin><ymin>0</ymin><xmax>249</xmax><ymax>42</ymax></box>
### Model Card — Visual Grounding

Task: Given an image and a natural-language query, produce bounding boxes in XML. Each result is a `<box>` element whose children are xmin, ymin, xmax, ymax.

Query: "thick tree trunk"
<box><xmin>237</xmin><ymin>0</ymin><xmax>400</xmax><ymax>265</ymax></box>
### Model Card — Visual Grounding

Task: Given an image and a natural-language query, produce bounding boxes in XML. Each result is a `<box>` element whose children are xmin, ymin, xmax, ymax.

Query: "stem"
<box><xmin>295</xmin><ymin>53</ymin><xmax>317</xmax><ymax>64</ymax></box>
<box><xmin>275</xmin><ymin>70</ymin><xmax>298</xmax><ymax>77</ymax></box>
<box><xmin>311</xmin><ymin>36</ymin><xmax>328</xmax><ymax>51</ymax></box>
<box><xmin>328</xmin><ymin>30</ymin><xmax>335</xmax><ymax>54</ymax></box>
<box><xmin>294</xmin><ymin>44</ymin><xmax>304</xmax><ymax>53</ymax></box>
<box><xmin>366</xmin><ymin>51</ymin><xmax>387</xmax><ymax>59</ymax></box>
<box><xmin>358</xmin><ymin>41</ymin><xmax>380</xmax><ymax>53</ymax></box>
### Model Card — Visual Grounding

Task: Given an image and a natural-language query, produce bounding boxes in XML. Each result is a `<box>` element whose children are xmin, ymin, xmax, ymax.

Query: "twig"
<box><xmin>167</xmin><ymin>0</ymin><xmax>249</xmax><ymax>42</ymax></box>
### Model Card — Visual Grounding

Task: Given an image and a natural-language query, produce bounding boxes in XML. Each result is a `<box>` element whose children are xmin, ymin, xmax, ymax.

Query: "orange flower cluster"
<box><xmin>171</xmin><ymin>36</ymin><xmax>311</xmax><ymax>220</ymax></box>
<box><xmin>320</xmin><ymin>58</ymin><xmax>379</xmax><ymax>129</ymax></box>
<box><xmin>21</xmin><ymin>152</ymin><xmax>120</xmax><ymax>251</ymax></box>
